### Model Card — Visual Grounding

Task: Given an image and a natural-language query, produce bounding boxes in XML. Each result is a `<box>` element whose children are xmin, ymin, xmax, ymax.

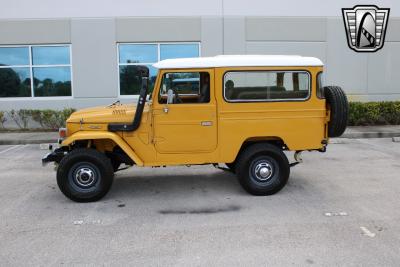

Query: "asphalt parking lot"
<box><xmin>1</xmin><ymin>138</ymin><xmax>400</xmax><ymax>266</ymax></box>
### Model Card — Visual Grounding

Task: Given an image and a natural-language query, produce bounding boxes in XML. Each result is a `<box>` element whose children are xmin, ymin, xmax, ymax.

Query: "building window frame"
<box><xmin>117</xmin><ymin>42</ymin><xmax>201</xmax><ymax>98</ymax></box>
<box><xmin>0</xmin><ymin>44</ymin><xmax>73</xmax><ymax>100</ymax></box>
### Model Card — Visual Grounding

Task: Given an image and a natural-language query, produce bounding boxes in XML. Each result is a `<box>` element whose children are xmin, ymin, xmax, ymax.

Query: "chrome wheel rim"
<box><xmin>253</xmin><ymin>161</ymin><xmax>273</xmax><ymax>181</ymax></box>
<box><xmin>73</xmin><ymin>165</ymin><xmax>97</xmax><ymax>188</ymax></box>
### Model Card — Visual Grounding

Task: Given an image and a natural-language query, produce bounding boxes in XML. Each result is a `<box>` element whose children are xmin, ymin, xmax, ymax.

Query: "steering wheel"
<box><xmin>172</xmin><ymin>88</ymin><xmax>183</xmax><ymax>104</ymax></box>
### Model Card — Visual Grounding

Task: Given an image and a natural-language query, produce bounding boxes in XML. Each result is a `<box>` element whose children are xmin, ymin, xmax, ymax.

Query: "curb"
<box><xmin>0</xmin><ymin>139</ymin><xmax>57</xmax><ymax>145</ymax></box>
<box><xmin>341</xmin><ymin>132</ymin><xmax>400</xmax><ymax>139</ymax></box>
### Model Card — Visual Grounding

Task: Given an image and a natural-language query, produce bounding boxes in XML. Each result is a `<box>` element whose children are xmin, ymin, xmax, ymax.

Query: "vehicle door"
<box><xmin>153</xmin><ymin>69</ymin><xmax>217</xmax><ymax>153</ymax></box>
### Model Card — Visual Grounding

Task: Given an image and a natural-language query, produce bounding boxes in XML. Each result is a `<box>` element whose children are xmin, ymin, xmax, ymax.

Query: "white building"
<box><xmin>0</xmin><ymin>0</ymin><xmax>399</xmax><ymax>110</ymax></box>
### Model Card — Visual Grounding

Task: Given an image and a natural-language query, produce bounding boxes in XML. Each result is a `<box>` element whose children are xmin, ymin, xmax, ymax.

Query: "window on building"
<box><xmin>224</xmin><ymin>71</ymin><xmax>310</xmax><ymax>102</ymax></box>
<box><xmin>0</xmin><ymin>45</ymin><xmax>72</xmax><ymax>98</ymax></box>
<box><xmin>118</xmin><ymin>43</ymin><xmax>200</xmax><ymax>96</ymax></box>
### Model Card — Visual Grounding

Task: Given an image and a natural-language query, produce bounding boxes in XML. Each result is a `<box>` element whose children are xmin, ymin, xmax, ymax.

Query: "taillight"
<box><xmin>59</xmin><ymin>128</ymin><xmax>67</xmax><ymax>139</ymax></box>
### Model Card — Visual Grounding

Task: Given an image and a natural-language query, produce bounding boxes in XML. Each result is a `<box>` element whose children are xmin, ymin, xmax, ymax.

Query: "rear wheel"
<box><xmin>236</xmin><ymin>143</ymin><xmax>290</xmax><ymax>195</ymax></box>
<box><xmin>57</xmin><ymin>148</ymin><xmax>114</xmax><ymax>202</ymax></box>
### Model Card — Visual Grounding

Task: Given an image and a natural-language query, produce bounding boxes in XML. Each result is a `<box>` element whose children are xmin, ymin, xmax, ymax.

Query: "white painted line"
<box><xmin>329</xmin><ymin>139</ymin><xmax>348</xmax><ymax>144</ymax></box>
<box><xmin>39</xmin><ymin>143</ymin><xmax>57</xmax><ymax>150</ymax></box>
<box><xmin>0</xmin><ymin>145</ymin><xmax>22</xmax><ymax>155</ymax></box>
<box><xmin>73</xmin><ymin>219</ymin><xmax>102</xmax><ymax>225</ymax></box>
<box><xmin>12</xmin><ymin>144</ymin><xmax>28</xmax><ymax>152</ymax></box>
<box><xmin>360</xmin><ymin>226</ymin><xmax>376</xmax><ymax>237</ymax></box>
<box><xmin>39</xmin><ymin>143</ymin><xmax>50</xmax><ymax>150</ymax></box>
<box><xmin>324</xmin><ymin>211</ymin><xmax>348</xmax><ymax>217</ymax></box>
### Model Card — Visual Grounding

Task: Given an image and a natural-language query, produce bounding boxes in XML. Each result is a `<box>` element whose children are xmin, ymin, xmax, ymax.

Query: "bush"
<box><xmin>1</xmin><ymin>108</ymin><xmax>75</xmax><ymax>130</ymax></box>
<box><xmin>8</xmin><ymin>109</ymin><xmax>31</xmax><ymax>129</ymax></box>
<box><xmin>348</xmin><ymin>101</ymin><xmax>400</xmax><ymax>126</ymax></box>
<box><xmin>0</xmin><ymin>111</ymin><xmax>6</xmax><ymax>128</ymax></box>
<box><xmin>32</xmin><ymin>108</ymin><xmax>76</xmax><ymax>130</ymax></box>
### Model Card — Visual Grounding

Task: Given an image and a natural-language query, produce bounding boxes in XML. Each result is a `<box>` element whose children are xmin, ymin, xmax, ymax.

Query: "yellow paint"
<box><xmin>61</xmin><ymin>65</ymin><xmax>326</xmax><ymax>166</ymax></box>
<box><xmin>62</xmin><ymin>131</ymin><xmax>144</xmax><ymax>166</ymax></box>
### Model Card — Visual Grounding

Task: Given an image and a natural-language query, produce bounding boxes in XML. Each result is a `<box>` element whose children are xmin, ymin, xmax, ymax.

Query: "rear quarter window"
<box><xmin>316</xmin><ymin>72</ymin><xmax>325</xmax><ymax>99</ymax></box>
<box><xmin>224</xmin><ymin>71</ymin><xmax>310</xmax><ymax>102</ymax></box>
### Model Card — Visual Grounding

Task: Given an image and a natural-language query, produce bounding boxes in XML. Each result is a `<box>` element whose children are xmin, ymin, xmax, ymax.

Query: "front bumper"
<box><xmin>42</xmin><ymin>148</ymin><xmax>67</xmax><ymax>166</ymax></box>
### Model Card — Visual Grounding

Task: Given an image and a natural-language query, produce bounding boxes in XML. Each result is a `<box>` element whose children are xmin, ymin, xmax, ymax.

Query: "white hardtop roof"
<box><xmin>153</xmin><ymin>55</ymin><xmax>323</xmax><ymax>69</ymax></box>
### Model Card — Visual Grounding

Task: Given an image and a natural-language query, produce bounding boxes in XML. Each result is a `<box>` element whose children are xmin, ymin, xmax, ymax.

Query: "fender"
<box><xmin>61</xmin><ymin>131</ymin><xmax>144</xmax><ymax>166</ymax></box>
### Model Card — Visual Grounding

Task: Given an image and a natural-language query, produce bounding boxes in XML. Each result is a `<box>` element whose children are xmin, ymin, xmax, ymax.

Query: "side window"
<box><xmin>224</xmin><ymin>71</ymin><xmax>310</xmax><ymax>102</ymax></box>
<box><xmin>316</xmin><ymin>72</ymin><xmax>325</xmax><ymax>99</ymax></box>
<box><xmin>158</xmin><ymin>72</ymin><xmax>210</xmax><ymax>104</ymax></box>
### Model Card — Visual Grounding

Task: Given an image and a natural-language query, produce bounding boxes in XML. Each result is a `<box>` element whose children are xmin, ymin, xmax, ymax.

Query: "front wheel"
<box><xmin>236</xmin><ymin>143</ymin><xmax>290</xmax><ymax>195</ymax></box>
<box><xmin>57</xmin><ymin>148</ymin><xmax>114</xmax><ymax>202</ymax></box>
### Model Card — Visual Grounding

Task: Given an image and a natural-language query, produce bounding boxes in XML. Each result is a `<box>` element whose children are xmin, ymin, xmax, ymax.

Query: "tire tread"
<box><xmin>57</xmin><ymin>148</ymin><xmax>114</xmax><ymax>202</ymax></box>
<box><xmin>235</xmin><ymin>143</ymin><xmax>290</xmax><ymax>195</ymax></box>
<box><xmin>324</xmin><ymin>86</ymin><xmax>349</xmax><ymax>137</ymax></box>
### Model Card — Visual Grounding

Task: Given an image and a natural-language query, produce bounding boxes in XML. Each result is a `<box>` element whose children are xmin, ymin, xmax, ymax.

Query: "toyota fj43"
<box><xmin>42</xmin><ymin>55</ymin><xmax>348</xmax><ymax>202</ymax></box>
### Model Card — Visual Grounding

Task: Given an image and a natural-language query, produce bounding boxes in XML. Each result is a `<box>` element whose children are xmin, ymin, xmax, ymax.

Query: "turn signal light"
<box><xmin>59</xmin><ymin>128</ymin><xmax>67</xmax><ymax>139</ymax></box>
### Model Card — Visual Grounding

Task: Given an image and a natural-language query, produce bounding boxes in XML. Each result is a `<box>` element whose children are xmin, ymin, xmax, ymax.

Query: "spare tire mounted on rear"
<box><xmin>324</xmin><ymin>86</ymin><xmax>349</xmax><ymax>137</ymax></box>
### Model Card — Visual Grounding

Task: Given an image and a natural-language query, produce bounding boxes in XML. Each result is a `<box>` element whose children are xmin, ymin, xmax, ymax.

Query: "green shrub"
<box><xmin>31</xmin><ymin>108</ymin><xmax>76</xmax><ymax>130</ymax></box>
<box><xmin>0</xmin><ymin>111</ymin><xmax>6</xmax><ymax>128</ymax></box>
<box><xmin>1</xmin><ymin>108</ymin><xmax>75</xmax><ymax>130</ymax></box>
<box><xmin>7</xmin><ymin>109</ymin><xmax>31</xmax><ymax>129</ymax></box>
<box><xmin>348</xmin><ymin>101</ymin><xmax>400</xmax><ymax>126</ymax></box>
<box><xmin>18</xmin><ymin>109</ymin><xmax>31</xmax><ymax>129</ymax></box>
<box><xmin>60</xmin><ymin>108</ymin><xmax>76</xmax><ymax>125</ymax></box>
<box><xmin>30</xmin><ymin>110</ymin><xmax>45</xmax><ymax>128</ymax></box>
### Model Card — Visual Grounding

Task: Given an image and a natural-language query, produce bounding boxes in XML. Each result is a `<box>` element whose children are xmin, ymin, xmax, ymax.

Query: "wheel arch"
<box><xmin>61</xmin><ymin>131</ymin><xmax>144</xmax><ymax>166</ymax></box>
<box><xmin>229</xmin><ymin>136</ymin><xmax>288</xmax><ymax>164</ymax></box>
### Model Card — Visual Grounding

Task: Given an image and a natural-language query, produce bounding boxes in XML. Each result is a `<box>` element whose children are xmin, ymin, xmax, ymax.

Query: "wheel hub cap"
<box><xmin>75</xmin><ymin>167</ymin><xmax>96</xmax><ymax>187</ymax></box>
<box><xmin>254</xmin><ymin>162</ymin><xmax>273</xmax><ymax>181</ymax></box>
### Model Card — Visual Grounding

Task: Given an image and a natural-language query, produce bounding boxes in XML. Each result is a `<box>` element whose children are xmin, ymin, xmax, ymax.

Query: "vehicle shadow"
<box><xmin>108</xmin><ymin>168</ymin><xmax>243</xmax><ymax>199</ymax></box>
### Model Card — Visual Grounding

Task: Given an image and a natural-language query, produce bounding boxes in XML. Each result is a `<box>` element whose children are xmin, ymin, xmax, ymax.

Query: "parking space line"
<box><xmin>12</xmin><ymin>144</ymin><xmax>28</xmax><ymax>152</ymax></box>
<box><xmin>0</xmin><ymin>145</ymin><xmax>22</xmax><ymax>155</ymax></box>
<box><xmin>360</xmin><ymin>226</ymin><xmax>376</xmax><ymax>237</ymax></box>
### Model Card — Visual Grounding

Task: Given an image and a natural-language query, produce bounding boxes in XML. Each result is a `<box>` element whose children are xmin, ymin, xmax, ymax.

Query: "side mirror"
<box><xmin>167</xmin><ymin>89</ymin><xmax>174</xmax><ymax>104</ymax></box>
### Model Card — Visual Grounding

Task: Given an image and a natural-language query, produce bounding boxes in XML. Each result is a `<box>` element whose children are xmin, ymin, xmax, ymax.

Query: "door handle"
<box><xmin>201</xmin><ymin>121</ymin><xmax>213</xmax><ymax>126</ymax></box>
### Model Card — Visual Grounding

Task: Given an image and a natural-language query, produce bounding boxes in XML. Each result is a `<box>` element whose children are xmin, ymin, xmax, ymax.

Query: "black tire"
<box><xmin>324</xmin><ymin>86</ymin><xmax>349</xmax><ymax>137</ymax></box>
<box><xmin>57</xmin><ymin>148</ymin><xmax>114</xmax><ymax>202</ymax></box>
<box><xmin>235</xmin><ymin>143</ymin><xmax>290</xmax><ymax>196</ymax></box>
<box><xmin>225</xmin><ymin>162</ymin><xmax>236</xmax><ymax>173</ymax></box>
<box><xmin>111</xmin><ymin>159</ymin><xmax>121</xmax><ymax>172</ymax></box>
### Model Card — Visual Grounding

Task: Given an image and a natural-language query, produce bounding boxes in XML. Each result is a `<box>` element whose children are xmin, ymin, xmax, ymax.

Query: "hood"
<box><xmin>67</xmin><ymin>103</ymin><xmax>149</xmax><ymax>124</ymax></box>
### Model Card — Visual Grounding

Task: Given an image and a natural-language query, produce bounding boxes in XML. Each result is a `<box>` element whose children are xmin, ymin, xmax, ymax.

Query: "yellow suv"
<box><xmin>42</xmin><ymin>55</ymin><xmax>348</xmax><ymax>202</ymax></box>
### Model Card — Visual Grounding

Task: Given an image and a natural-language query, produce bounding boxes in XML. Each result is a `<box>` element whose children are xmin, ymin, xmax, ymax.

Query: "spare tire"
<box><xmin>324</xmin><ymin>86</ymin><xmax>349</xmax><ymax>137</ymax></box>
